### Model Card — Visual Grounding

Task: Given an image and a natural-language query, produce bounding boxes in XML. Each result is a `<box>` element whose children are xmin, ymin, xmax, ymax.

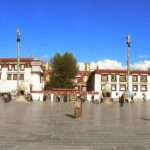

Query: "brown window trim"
<box><xmin>119</xmin><ymin>75</ymin><xmax>126</xmax><ymax>82</ymax></box>
<box><xmin>13</xmin><ymin>74</ymin><xmax>17</xmax><ymax>80</ymax></box>
<box><xmin>20</xmin><ymin>64</ymin><xmax>25</xmax><ymax>71</ymax></box>
<box><xmin>132</xmin><ymin>75</ymin><xmax>138</xmax><ymax>82</ymax></box>
<box><xmin>101</xmin><ymin>74</ymin><xmax>108</xmax><ymax>82</ymax></box>
<box><xmin>119</xmin><ymin>84</ymin><xmax>126</xmax><ymax>91</ymax></box>
<box><xmin>140</xmin><ymin>75</ymin><xmax>147</xmax><ymax>82</ymax></box>
<box><xmin>20</xmin><ymin>74</ymin><xmax>24</xmax><ymax>80</ymax></box>
<box><xmin>132</xmin><ymin>85</ymin><xmax>138</xmax><ymax>91</ymax></box>
<box><xmin>7</xmin><ymin>74</ymin><xmax>11</xmax><ymax>80</ymax></box>
<box><xmin>140</xmin><ymin>85</ymin><xmax>147</xmax><ymax>92</ymax></box>
<box><xmin>8</xmin><ymin>65</ymin><xmax>12</xmax><ymax>71</ymax></box>
<box><xmin>111</xmin><ymin>84</ymin><xmax>116</xmax><ymax>91</ymax></box>
<box><xmin>111</xmin><ymin>75</ymin><xmax>117</xmax><ymax>82</ymax></box>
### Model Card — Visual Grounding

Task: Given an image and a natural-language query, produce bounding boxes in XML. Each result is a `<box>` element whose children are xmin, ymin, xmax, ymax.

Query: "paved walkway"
<box><xmin>0</xmin><ymin>100</ymin><xmax>150</xmax><ymax>150</ymax></box>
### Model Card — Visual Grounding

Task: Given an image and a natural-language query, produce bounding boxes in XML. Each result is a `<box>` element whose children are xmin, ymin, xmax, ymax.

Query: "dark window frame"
<box><xmin>101</xmin><ymin>74</ymin><xmax>108</xmax><ymax>82</ymax></box>
<box><xmin>14</xmin><ymin>64</ymin><xmax>17</xmax><ymax>71</ymax></box>
<box><xmin>13</xmin><ymin>74</ymin><xmax>17</xmax><ymax>80</ymax></box>
<box><xmin>119</xmin><ymin>75</ymin><xmax>126</xmax><ymax>82</ymax></box>
<box><xmin>132</xmin><ymin>75</ymin><xmax>138</xmax><ymax>82</ymax></box>
<box><xmin>140</xmin><ymin>75</ymin><xmax>147</xmax><ymax>82</ymax></box>
<box><xmin>20</xmin><ymin>64</ymin><xmax>25</xmax><ymax>71</ymax></box>
<box><xmin>141</xmin><ymin>85</ymin><xmax>147</xmax><ymax>92</ymax></box>
<box><xmin>111</xmin><ymin>84</ymin><xmax>116</xmax><ymax>91</ymax></box>
<box><xmin>7</xmin><ymin>74</ymin><xmax>12</xmax><ymax>80</ymax></box>
<box><xmin>20</xmin><ymin>74</ymin><xmax>24</xmax><ymax>80</ymax></box>
<box><xmin>119</xmin><ymin>84</ymin><xmax>126</xmax><ymax>91</ymax></box>
<box><xmin>8</xmin><ymin>65</ymin><xmax>12</xmax><ymax>71</ymax></box>
<box><xmin>132</xmin><ymin>85</ymin><xmax>138</xmax><ymax>91</ymax></box>
<box><xmin>111</xmin><ymin>74</ymin><xmax>117</xmax><ymax>82</ymax></box>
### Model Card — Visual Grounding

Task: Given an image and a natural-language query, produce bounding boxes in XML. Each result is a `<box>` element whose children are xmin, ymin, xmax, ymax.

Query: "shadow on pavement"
<box><xmin>65</xmin><ymin>114</ymin><xmax>75</xmax><ymax>119</ymax></box>
<box><xmin>141</xmin><ymin>117</ymin><xmax>150</xmax><ymax>121</ymax></box>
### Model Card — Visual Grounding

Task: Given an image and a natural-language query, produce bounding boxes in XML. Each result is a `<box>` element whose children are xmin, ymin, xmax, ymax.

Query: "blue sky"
<box><xmin>0</xmin><ymin>0</ymin><xmax>150</xmax><ymax>65</ymax></box>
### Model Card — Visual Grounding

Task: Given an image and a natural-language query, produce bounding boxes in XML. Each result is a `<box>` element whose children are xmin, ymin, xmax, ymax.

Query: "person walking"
<box><xmin>130</xmin><ymin>96</ymin><xmax>134</xmax><ymax>103</ymax></box>
<box><xmin>143</xmin><ymin>93</ymin><xmax>146</xmax><ymax>103</ymax></box>
<box><xmin>74</xmin><ymin>96</ymin><xmax>82</xmax><ymax>119</ymax></box>
<box><xmin>120</xmin><ymin>93</ymin><xmax>125</xmax><ymax>107</ymax></box>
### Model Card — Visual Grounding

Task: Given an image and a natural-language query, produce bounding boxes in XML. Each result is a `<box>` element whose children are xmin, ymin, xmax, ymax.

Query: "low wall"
<box><xmin>31</xmin><ymin>92</ymin><xmax>43</xmax><ymax>101</ymax></box>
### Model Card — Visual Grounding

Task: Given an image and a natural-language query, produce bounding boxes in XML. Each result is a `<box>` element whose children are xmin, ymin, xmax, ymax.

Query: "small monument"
<box><xmin>101</xmin><ymin>84</ymin><xmax>113</xmax><ymax>104</ymax></box>
<box><xmin>15</xmin><ymin>83</ymin><xmax>27</xmax><ymax>102</ymax></box>
<box><xmin>15</xmin><ymin>90</ymin><xmax>27</xmax><ymax>102</ymax></box>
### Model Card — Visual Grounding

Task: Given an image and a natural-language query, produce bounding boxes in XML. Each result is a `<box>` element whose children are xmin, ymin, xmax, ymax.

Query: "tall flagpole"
<box><xmin>126</xmin><ymin>33</ymin><xmax>131</xmax><ymax>92</ymax></box>
<box><xmin>17</xmin><ymin>28</ymin><xmax>20</xmax><ymax>93</ymax></box>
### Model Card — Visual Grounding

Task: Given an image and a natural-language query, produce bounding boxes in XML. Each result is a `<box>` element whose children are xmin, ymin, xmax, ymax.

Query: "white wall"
<box><xmin>31</xmin><ymin>93</ymin><xmax>43</xmax><ymax>101</ymax></box>
<box><xmin>94</xmin><ymin>74</ymin><xmax>101</xmax><ymax>92</ymax></box>
<box><xmin>0</xmin><ymin>67</ymin><xmax>43</xmax><ymax>93</ymax></box>
<box><xmin>93</xmin><ymin>74</ymin><xmax>150</xmax><ymax>100</ymax></box>
<box><xmin>31</xmin><ymin>74</ymin><xmax>43</xmax><ymax>91</ymax></box>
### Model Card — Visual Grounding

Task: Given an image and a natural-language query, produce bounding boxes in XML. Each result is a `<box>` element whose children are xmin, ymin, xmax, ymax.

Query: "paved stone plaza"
<box><xmin>0</xmin><ymin>100</ymin><xmax>150</xmax><ymax>150</ymax></box>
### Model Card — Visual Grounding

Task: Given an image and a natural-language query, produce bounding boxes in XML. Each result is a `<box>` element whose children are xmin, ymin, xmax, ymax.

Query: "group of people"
<box><xmin>0</xmin><ymin>91</ymin><xmax>33</xmax><ymax>103</ymax></box>
<box><xmin>119</xmin><ymin>93</ymin><xmax>147</xmax><ymax>107</ymax></box>
<box><xmin>1</xmin><ymin>92</ymin><xmax>12</xmax><ymax>103</ymax></box>
<box><xmin>74</xmin><ymin>93</ymin><xmax>148</xmax><ymax>120</ymax></box>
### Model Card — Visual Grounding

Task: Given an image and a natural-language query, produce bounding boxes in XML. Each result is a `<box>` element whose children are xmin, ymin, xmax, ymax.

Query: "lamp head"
<box><xmin>17</xmin><ymin>27</ymin><xmax>20</xmax><ymax>42</ymax></box>
<box><xmin>126</xmin><ymin>33</ymin><xmax>131</xmax><ymax>44</ymax></box>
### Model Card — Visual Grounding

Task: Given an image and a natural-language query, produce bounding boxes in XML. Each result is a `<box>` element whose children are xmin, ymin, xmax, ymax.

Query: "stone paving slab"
<box><xmin>0</xmin><ymin>100</ymin><xmax>150</xmax><ymax>149</ymax></box>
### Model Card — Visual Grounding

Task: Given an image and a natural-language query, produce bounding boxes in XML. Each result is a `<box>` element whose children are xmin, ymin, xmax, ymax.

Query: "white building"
<box><xmin>0</xmin><ymin>58</ymin><xmax>43</xmax><ymax>93</ymax></box>
<box><xmin>88</xmin><ymin>69</ymin><xmax>150</xmax><ymax>100</ymax></box>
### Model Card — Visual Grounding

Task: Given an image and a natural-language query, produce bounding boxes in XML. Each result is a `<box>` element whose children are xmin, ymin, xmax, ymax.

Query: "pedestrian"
<box><xmin>8</xmin><ymin>92</ymin><xmax>12</xmax><ymax>102</ymax></box>
<box><xmin>120</xmin><ymin>93</ymin><xmax>125</xmax><ymax>107</ymax></box>
<box><xmin>130</xmin><ymin>96</ymin><xmax>134</xmax><ymax>103</ymax></box>
<box><xmin>4</xmin><ymin>93</ymin><xmax>9</xmax><ymax>103</ymax></box>
<box><xmin>91</xmin><ymin>95</ymin><xmax>94</xmax><ymax>103</ymax></box>
<box><xmin>143</xmin><ymin>93</ymin><xmax>146</xmax><ymax>103</ymax></box>
<box><xmin>74</xmin><ymin>96</ymin><xmax>82</xmax><ymax>119</ymax></box>
<box><xmin>43</xmin><ymin>94</ymin><xmax>47</xmax><ymax>102</ymax></box>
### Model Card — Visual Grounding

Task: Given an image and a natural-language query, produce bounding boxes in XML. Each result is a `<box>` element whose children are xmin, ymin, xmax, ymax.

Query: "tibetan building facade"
<box><xmin>0</xmin><ymin>58</ymin><xmax>44</xmax><ymax>93</ymax></box>
<box><xmin>43</xmin><ymin>61</ymin><xmax>150</xmax><ymax>100</ymax></box>
<box><xmin>88</xmin><ymin>69</ymin><xmax>150</xmax><ymax>99</ymax></box>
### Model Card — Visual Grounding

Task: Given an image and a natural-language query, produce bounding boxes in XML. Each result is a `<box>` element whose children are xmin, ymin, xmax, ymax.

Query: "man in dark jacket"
<box><xmin>120</xmin><ymin>93</ymin><xmax>125</xmax><ymax>107</ymax></box>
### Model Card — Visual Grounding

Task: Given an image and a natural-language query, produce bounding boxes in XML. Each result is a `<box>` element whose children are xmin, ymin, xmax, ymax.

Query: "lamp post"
<box><xmin>126</xmin><ymin>33</ymin><xmax>131</xmax><ymax>92</ymax></box>
<box><xmin>17</xmin><ymin>28</ymin><xmax>20</xmax><ymax>93</ymax></box>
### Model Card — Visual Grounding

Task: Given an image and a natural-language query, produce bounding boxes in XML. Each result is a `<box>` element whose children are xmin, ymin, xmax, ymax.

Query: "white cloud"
<box><xmin>96</xmin><ymin>59</ymin><xmax>124</xmax><ymax>70</ymax></box>
<box><xmin>78</xmin><ymin>59</ymin><xmax>150</xmax><ymax>71</ymax></box>
<box><xmin>139</xmin><ymin>54</ymin><xmax>149</xmax><ymax>59</ymax></box>
<box><xmin>131</xmin><ymin>61</ymin><xmax>150</xmax><ymax>70</ymax></box>
<box><xmin>41</xmin><ymin>55</ymin><xmax>49</xmax><ymax>59</ymax></box>
<box><xmin>78</xmin><ymin>59</ymin><xmax>125</xmax><ymax>71</ymax></box>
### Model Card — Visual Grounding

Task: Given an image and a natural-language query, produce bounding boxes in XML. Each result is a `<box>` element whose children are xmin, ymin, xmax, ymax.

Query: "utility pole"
<box><xmin>126</xmin><ymin>33</ymin><xmax>131</xmax><ymax>92</ymax></box>
<box><xmin>17</xmin><ymin>28</ymin><xmax>20</xmax><ymax>93</ymax></box>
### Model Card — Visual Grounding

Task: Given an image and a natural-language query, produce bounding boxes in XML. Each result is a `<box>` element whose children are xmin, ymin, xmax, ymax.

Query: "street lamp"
<box><xmin>17</xmin><ymin>28</ymin><xmax>20</xmax><ymax>93</ymax></box>
<box><xmin>126</xmin><ymin>33</ymin><xmax>131</xmax><ymax>92</ymax></box>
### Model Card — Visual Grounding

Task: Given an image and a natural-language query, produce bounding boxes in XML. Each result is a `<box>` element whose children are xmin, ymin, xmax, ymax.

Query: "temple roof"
<box><xmin>0</xmin><ymin>58</ymin><xmax>34</xmax><ymax>62</ymax></box>
<box><xmin>94</xmin><ymin>69</ymin><xmax>150</xmax><ymax>75</ymax></box>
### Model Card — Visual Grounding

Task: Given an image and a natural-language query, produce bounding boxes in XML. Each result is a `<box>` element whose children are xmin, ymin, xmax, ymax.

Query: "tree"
<box><xmin>47</xmin><ymin>52</ymin><xmax>79</xmax><ymax>89</ymax></box>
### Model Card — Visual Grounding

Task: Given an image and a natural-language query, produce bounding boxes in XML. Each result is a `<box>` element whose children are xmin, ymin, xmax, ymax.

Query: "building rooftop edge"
<box><xmin>94</xmin><ymin>69</ymin><xmax>150</xmax><ymax>74</ymax></box>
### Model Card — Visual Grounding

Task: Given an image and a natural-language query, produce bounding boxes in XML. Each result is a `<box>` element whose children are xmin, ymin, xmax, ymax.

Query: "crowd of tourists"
<box><xmin>0</xmin><ymin>91</ymin><xmax>33</xmax><ymax>103</ymax></box>
<box><xmin>0</xmin><ymin>92</ymin><xmax>12</xmax><ymax>102</ymax></box>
